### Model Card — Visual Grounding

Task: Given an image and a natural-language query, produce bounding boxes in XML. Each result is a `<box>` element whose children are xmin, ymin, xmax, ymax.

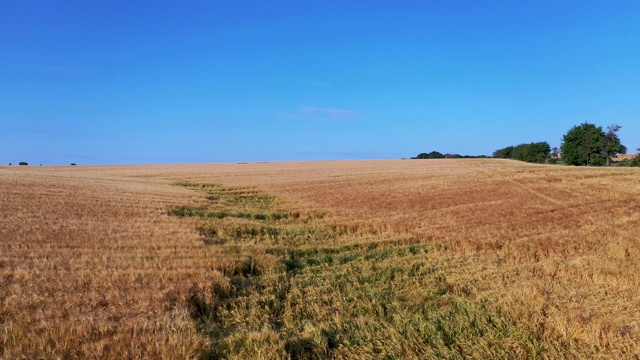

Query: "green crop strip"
<box><xmin>170</xmin><ymin>183</ymin><xmax>549</xmax><ymax>359</ymax></box>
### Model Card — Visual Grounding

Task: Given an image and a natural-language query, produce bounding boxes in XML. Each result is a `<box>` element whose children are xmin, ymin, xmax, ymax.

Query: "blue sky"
<box><xmin>1</xmin><ymin>1</ymin><xmax>639</xmax><ymax>164</ymax></box>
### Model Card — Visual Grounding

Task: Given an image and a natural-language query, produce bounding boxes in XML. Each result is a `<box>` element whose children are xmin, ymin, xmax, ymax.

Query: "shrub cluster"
<box><xmin>411</xmin><ymin>151</ymin><xmax>488</xmax><ymax>159</ymax></box>
<box><xmin>493</xmin><ymin>142</ymin><xmax>550</xmax><ymax>164</ymax></box>
<box><xmin>412</xmin><ymin>151</ymin><xmax>445</xmax><ymax>159</ymax></box>
<box><xmin>618</xmin><ymin>153</ymin><xmax>640</xmax><ymax>167</ymax></box>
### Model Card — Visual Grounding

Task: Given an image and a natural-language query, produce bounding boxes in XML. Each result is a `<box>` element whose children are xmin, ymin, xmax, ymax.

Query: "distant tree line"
<box><xmin>7</xmin><ymin>162</ymin><xmax>78</xmax><ymax>166</ymax></box>
<box><xmin>489</xmin><ymin>122</ymin><xmax>635</xmax><ymax>167</ymax></box>
<box><xmin>411</xmin><ymin>151</ymin><xmax>488</xmax><ymax>159</ymax></box>
<box><xmin>412</xmin><ymin>151</ymin><xmax>445</xmax><ymax>159</ymax></box>
<box><xmin>492</xmin><ymin>142</ymin><xmax>550</xmax><ymax>164</ymax></box>
<box><xmin>410</xmin><ymin>123</ymin><xmax>635</xmax><ymax>167</ymax></box>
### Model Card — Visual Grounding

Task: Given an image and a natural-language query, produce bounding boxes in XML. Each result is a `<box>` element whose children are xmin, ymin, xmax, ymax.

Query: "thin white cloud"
<box><xmin>325</xmin><ymin>107</ymin><xmax>359</xmax><ymax>118</ymax></box>
<box><xmin>51</xmin><ymin>66</ymin><xmax>78</xmax><ymax>73</ymax></box>
<box><xmin>298</xmin><ymin>106</ymin><xmax>360</xmax><ymax>120</ymax></box>
<box><xmin>312</xmin><ymin>81</ymin><xmax>332</xmax><ymax>87</ymax></box>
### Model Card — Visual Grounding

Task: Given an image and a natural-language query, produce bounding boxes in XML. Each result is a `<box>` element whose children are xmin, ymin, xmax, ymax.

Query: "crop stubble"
<box><xmin>1</xmin><ymin>159</ymin><xmax>639</xmax><ymax>358</ymax></box>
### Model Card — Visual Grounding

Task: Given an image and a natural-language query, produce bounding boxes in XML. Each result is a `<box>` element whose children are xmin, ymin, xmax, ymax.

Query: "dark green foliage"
<box><xmin>619</xmin><ymin>158</ymin><xmax>640</xmax><ymax>167</ymax></box>
<box><xmin>447</xmin><ymin>154</ymin><xmax>489</xmax><ymax>158</ymax></box>
<box><xmin>513</xmin><ymin>142</ymin><xmax>551</xmax><ymax>163</ymax></box>
<box><xmin>589</xmin><ymin>153</ymin><xmax>607</xmax><ymax>167</ymax></box>
<box><xmin>561</xmin><ymin>123</ymin><xmax>626</xmax><ymax>166</ymax></box>
<box><xmin>19</xmin><ymin>162</ymin><xmax>28</xmax><ymax>166</ymax></box>
<box><xmin>603</xmin><ymin>124</ymin><xmax>626</xmax><ymax>166</ymax></box>
<box><xmin>492</xmin><ymin>146</ymin><xmax>514</xmax><ymax>159</ymax></box>
<box><xmin>411</xmin><ymin>152</ymin><xmax>488</xmax><ymax>159</ymax></box>
<box><xmin>70</xmin><ymin>163</ymin><xmax>77</xmax><ymax>166</ymax></box>
<box><xmin>412</xmin><ymin>151</ymin><xmax>445</xmax><ymax>159</ymax></box>
<box><xmin>493</xmin><ymin>142</ymin><xmax>550</xmax><ymax>163</ymax></box>
<box><xmin>284</xmin><ymin>249</ymin><xmax>305</xmax><ymax>274</ymax></box>
<box><xmin>619</xmin><ymin>150</ymin><xmax>640</xmax><ymax>167</ymax></box>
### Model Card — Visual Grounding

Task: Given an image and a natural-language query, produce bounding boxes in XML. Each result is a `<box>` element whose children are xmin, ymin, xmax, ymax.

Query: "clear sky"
<box><xmin>1</xmin><ymin>1</ymin><xmax>639</xmax><ymax>165</ymax></box>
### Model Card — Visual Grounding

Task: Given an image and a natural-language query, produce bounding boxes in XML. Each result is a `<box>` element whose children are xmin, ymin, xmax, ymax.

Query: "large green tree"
<box><xmin>560</xmin><ymin>123</ymin><xmax>626</xmax><ymax>166</ymax></box>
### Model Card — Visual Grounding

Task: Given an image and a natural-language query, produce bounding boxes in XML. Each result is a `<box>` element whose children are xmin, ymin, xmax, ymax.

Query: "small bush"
<box><xmin>19</xmin><ymin>162</ymin><xmax>28</xmax><ymax>166</ymax></box>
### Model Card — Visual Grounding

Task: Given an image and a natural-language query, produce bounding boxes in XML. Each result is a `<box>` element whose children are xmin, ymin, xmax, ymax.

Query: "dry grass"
<box><xmin>613</xmin><ymin>154</ymin><xmax>637</xmax><ymax>161</ymax></box>
<box><xmin>1</xmin><ymin>159</ymin><xmax>640</xmax><ymax>358</ymax></box>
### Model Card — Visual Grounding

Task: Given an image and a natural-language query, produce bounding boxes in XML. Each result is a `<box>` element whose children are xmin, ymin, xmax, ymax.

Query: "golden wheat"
<box><xmin>1</xmin><ymin>159</ymin><xmax>639</xmax><ymax>358</ymax></box>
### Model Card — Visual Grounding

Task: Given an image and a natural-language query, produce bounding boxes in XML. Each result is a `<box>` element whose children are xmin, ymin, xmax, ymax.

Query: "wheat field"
<box><xmin>1</xmin><ymin>159</ymin><xmax>639</xmax><ymax>358</ymax></box>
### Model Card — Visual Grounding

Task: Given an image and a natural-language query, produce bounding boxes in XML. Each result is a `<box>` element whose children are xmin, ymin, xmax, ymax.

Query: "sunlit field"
<box><xmin>2</xmin><ymin>159</ymin><xmax>640</xmax><ymax>358</ymax></box>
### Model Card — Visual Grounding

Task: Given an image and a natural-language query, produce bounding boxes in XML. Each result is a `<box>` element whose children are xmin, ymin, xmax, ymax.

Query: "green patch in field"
<box><xmin>171</xmin><ymin>182</ymin><xmax>546</xmax><ymax>359</ymax></box>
